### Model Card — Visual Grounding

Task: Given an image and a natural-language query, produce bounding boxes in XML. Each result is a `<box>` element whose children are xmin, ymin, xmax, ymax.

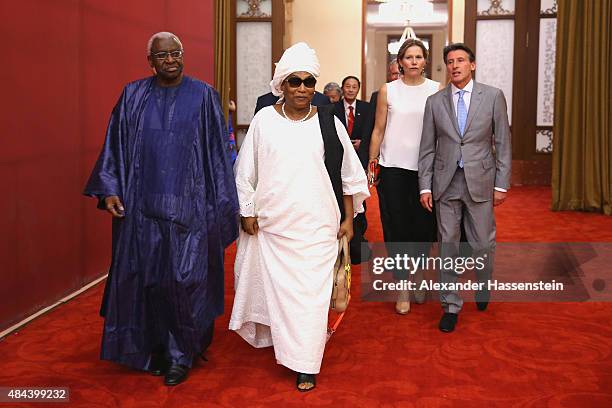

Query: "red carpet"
<box><xmin>1</xmin><ymin>186</ymin><xmax>612</xmax><ymax>407</ymax></box>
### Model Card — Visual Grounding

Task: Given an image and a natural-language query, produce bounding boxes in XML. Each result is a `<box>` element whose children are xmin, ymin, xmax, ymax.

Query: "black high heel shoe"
<box><xmin>296</xmin><ymin>372</ymin><xmax>316</xmax><ymax>392</ymax></box>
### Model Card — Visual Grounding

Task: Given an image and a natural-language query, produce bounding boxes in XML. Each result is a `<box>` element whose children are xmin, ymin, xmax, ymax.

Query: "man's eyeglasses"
<box><xmin>152</xmin><ymin>50</ymin><xmax>184</xmax><ymax>61</ymax></box>
<box><xmin>285</xmin><ymin>76</ymin><xmax>317</xmax><ymax>89</ymax></box>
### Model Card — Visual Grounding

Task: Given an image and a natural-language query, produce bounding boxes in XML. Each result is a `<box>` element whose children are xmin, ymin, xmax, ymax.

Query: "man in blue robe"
<box><xmin>83</xmin><ymin>32</ymin><xmax>239</xmax><ymax>386</ymax></box>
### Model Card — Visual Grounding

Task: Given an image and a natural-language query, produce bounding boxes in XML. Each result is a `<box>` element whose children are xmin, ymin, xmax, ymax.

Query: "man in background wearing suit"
<box><xmin>418</xmin><ymin>43</ymin><xmax>511</xmax><ymax>333</ymax></box>
<box><xmin>253</xmin><ymin>90</ymin><xmax>330</xmax><ymax>115</ymax></box>
<box><xmin>335</xmin><ymin>75</ymin><xmax>372</xmax><ymax>264</ymax></box>
<box><xmin>335</xmin><ymin>76</ymin><xmax>371</xmax><ymax>155</ymax></box>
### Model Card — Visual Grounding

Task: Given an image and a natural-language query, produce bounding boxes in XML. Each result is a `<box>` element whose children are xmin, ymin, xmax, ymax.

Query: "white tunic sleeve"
<box><xmin>333</xmin><ymin>117</ymin><xmax>370</xmax><ymax>215</ymax></box>
<box><xmin>234</xmin><ymin>114</ymin><xmax>259</xmax><ymax>217</ymax></box>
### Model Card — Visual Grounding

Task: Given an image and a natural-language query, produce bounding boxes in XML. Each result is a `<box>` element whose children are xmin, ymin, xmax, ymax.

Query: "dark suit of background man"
<box><xmin>334</xmin><ymin>75</ymin><xmax>372</xmax><ymax>263</ymax></box>
<box><xmin>418</xmin><ymin>43</ymin><xmax>511</xmax><ymax>333</ymax></box>
<box><xmin>254</xmin><ymin>90</ymin><xmax>330</xmax><ymax>116</ymax></box>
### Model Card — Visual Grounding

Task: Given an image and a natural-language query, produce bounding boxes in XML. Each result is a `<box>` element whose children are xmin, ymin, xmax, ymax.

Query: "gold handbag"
<box><xmin>330</xmin><ymin>235</ymin><xmax>351</xmax><ymax>312</ymax></box>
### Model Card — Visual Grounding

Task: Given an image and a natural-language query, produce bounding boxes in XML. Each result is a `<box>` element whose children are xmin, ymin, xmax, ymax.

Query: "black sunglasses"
<box><xmin>285</xmin><ymin>76</ymin><xmax>317</xmax><ymax>88</ymax></box>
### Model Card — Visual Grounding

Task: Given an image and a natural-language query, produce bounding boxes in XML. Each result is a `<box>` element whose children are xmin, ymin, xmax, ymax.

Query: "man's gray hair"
<box><xmin>323</xmin><ymin>82</ymin><xmax>342</xmax><ymax>95</ymax></box>
<box><xmin>147</xmin><ymin>32</ymin><xmax>183</xmax><ymax>56</ymax></box>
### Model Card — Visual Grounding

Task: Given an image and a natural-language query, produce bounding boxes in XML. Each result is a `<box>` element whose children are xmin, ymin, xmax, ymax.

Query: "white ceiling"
<box><xmin>366</xmin><ymin>0</ymin><xmax>448</xmax><ymax>28</ymax></box>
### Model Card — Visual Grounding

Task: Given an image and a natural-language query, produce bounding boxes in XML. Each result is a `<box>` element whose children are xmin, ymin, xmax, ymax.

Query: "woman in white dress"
<box><xmin>368</xmin><ymin>39</ymin><xmax>443</xmax><ymax>314</ymax></box>
<box><xmin>230</xmin><ymin>43</ymin><xmax>369</xmax><ymax>391</ymax></box>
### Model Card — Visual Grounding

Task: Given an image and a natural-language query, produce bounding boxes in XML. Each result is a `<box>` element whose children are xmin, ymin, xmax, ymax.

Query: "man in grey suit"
<box><xmin>418</xmin><ymin>43</ymin><xmax>511</xmax><ymax>333</ymax></box>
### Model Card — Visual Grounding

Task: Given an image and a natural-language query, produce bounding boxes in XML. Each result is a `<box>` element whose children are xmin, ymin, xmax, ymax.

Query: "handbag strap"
<box><xmin>327</xmin><ymin>300</ymin><xmax>349</xmax><ymax>336</ymax></box>
<box><xmin>341</xmin><ymin>235</ymin><xmax>350</xmax><ymax>265</ymax></box>
<box><xmin>336</xmin><ymin>235</ymin><xmax>350</xmax><ymax>265</ymax></box>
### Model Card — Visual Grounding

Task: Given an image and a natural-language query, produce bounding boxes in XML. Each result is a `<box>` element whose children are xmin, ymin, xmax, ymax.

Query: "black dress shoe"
<box><xmin>439</xmin><ymin>312</ymin><xmax>458</xmax><ymax>333</ymax></box>
<box><xmin>149</xmin><ymin>353</ymin><xmax>169</xmax><ymax>376</ymax></box>
<box><xmin>164</xmin><ymin>364</ymin><xmax>189</xmax><ymax>386</ymax></box>
<box><xmin>475</xmin><ymin>288</ymin><xmax>490</xmax><ymax>311</ymax></box>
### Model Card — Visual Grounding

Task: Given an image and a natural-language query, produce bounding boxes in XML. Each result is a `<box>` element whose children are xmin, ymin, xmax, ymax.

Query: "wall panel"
<box><xmin>0</xmin><ymin>0</ymin><xmax>215</xmax><ymax>331</ymax></box>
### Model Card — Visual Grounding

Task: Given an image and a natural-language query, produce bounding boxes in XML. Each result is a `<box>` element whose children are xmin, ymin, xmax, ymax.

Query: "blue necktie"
<box><xmin>457</xmin><ymin>89</ymin><xmax>467</xmax><ymax>168</ymax></box>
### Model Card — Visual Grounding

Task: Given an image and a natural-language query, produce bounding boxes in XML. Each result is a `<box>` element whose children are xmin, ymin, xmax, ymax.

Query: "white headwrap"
<box><xmin>270</xmin><ymin>42</ymin><xmax>320</xmax><ymax>99</ymax></box>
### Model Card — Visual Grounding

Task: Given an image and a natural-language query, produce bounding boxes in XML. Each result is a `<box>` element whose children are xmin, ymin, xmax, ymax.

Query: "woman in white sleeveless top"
<box><xmin>368</xmin><ymin>39</ymin><xmax>443</xmax><ymax>314</ymax></box>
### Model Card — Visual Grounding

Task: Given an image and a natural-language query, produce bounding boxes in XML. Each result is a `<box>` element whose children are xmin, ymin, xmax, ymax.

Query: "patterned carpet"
<box><xmin>1</xmin><ymin>186</ymin><xmax>611</xmax><ymax>407</ymax></box>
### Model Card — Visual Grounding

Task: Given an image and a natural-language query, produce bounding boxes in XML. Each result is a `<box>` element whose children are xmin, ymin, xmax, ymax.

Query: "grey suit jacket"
<box><xmin>418</xmin><ymin>81</ymin><xmax>511</xmax><ymax>202</ymax></box>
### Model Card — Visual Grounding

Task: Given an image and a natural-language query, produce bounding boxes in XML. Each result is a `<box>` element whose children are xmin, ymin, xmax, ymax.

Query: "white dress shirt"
<box><xmin>343</xmin><ymin>99</ymin><xmax>357</xmax><ymax>126</ymax></box>
<box><xmin>451</xmin><ymin>79</ymin><xmax>473</xmax><ymax>116</ymax></box>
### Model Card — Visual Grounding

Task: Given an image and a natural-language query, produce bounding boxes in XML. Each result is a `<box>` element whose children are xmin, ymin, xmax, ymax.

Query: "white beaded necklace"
<box><xmin>281</xmin><ymin>103</ymin><xmax>312</xmax><ymax>123</ymax></box>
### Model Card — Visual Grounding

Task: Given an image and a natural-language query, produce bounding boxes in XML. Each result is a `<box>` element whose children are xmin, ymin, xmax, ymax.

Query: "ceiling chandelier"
<box><xmin>388</xmin><ymin>27</ymin><xmax>420</xmax><ymax>55</ymax></box>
